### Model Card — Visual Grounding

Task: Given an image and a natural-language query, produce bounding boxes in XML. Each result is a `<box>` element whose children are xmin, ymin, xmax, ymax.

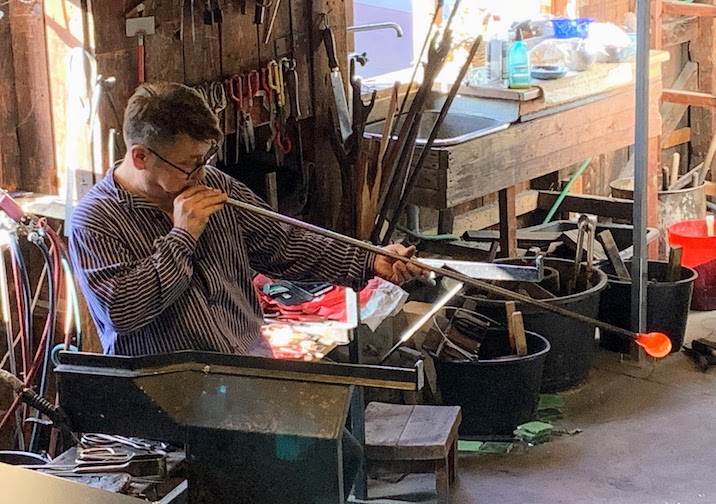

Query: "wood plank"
<box><xmin>0</xmin><ymin>0</ymin><xmax>22</xmax><ymax>191</ymax></box>
<box><xmin>537</xmin><ymin>191</ymin><xmax>634</xmax><ymax>221</ymax></box>
<box><xmin>364</xmin><ymin>402</ymin><xmax>414</xmax><ymax>459</ymax></box>
<box><xmin>10</xmin><ymin>0</ymin><xmax>57</xmax><ymax>193</ymax></box>
<box><xmin>705</xmin><ymin>180</ymin><xmax>716</xmax><ymax>197</ymax></box>
<box><xmin>663</xmin><ymin>89</ymin><xmax>716</xmax><ymax>108</ymax></box>
<box><xmin>396</xmin><ymin>405</ymin><xmax>460</xmax><ymax>461</ymax></box>
<box><xmin>598</xmin><ymin>230</ymin><xmax>631</xmax><ymax>280</ymax></box>
<box><xmin>663</xmin><ymin>0</ymin><xmax>716</xmax><ymax>17</ymax></box>
<box><xmin>661</xmin><ymin>61</ymin><xmax>698</xmax><ymax>137</ymax></box>
<box><xmin>663</xmin><ymin>127</ymin><xmax>691</xmax><ymax>149</ymax></box>
<box><xmin>498</xmin><ymin>186</ymin><xmax>517</xmax><ymax>258</ymax></box>
<box><xmin>511</xmin><ymin>311</ymin><xmax>528</xmax><ymax>357</ymax></box>
<box><xmin>437</xmin><ymin>79</ymin><xmax>663</xmax><ymax>209</ymax></box>
<box><xmin>663</xmin><ymin>16</ymin><xmax>699</xmax><ymax>47</ymax></box>
<box><xmin>450</xmin><ymin>190</ymin><xmax>539</xmax><ymax>235</ymax></box>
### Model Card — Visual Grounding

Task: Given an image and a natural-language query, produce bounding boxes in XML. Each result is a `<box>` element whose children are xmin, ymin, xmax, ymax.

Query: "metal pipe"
<box><xmin>631</xmin><ymin>0</ymin><xmax>651</xmax><ymax>336</ymax></box>
<box><xmin>225</xmin><ymin>198</ymin><xmax>641</xmax><ymax>340</ymax></box>
<box><xmin>347</xmin><ymin>22</ymin><xmax>404</xmax><ymax>37</ymax></box>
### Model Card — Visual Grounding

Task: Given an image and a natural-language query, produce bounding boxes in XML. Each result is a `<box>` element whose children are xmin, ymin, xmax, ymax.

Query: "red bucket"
<box><xmin>669</xmin><ymin>219</ymin><xmax>716</xmax><ymax>310</ymax></box>
<box><xmin>668</xmin><ymin>219</ymin><xmax>716</xmax><ymax>268</ymax></box>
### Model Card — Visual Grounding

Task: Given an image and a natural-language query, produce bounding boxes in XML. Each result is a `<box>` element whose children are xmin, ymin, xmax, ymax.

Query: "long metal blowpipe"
<box><xmin>225</xmin><ymin>198</ymin><xmax>672</xmax><ymax>358</ymax></box>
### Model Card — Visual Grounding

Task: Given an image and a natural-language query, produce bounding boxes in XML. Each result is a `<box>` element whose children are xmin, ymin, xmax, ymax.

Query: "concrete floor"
<box><xmin>360</xmin><ymin>311</ymin><xmax>716</xmax><ymax>504</ymax></box>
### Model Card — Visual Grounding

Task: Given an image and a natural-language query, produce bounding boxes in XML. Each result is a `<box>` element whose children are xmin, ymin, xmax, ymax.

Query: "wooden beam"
<box><xmin>663</xmin><ymin>1</ymin><xmax>716</xmax><ymax>17</ymax></box>
<box><xmin>450</xmin><ymin>190</ymin><xmax>539</xmax><ymax>235</ymax></box>
<box><xmin>653</xmin><ymin>0</ymin><xmax>664</xmax><ymax>49</ymax></box>
<box><xmin>661</xmin><ymin>61</ymin><xmax>698</xmax><ymax>136</ymax></box>
<box><xmin>10</xmin><ymin>0</ymin><xmax>57</xmax><ymax>193</ymax></box>
<box><xmin>662</xmin><ymin>89</ymin><xmax>716</xmax><ymax>108</ymax></box>
<box><xmin>663</xmin><ymin>127</ymin><xmax>691</xmax><ymax>149</ymax></box>
<box><xmin>704</xmin><ymin>180</ymin><xmax>716</xmax><ymax>197</ymax></box>
<box><xmin>0</xmin><ymin>2</ymin><xmax>22</xmax><ymax>191</ymax></box>
<box><xmin>663</xmin><ymin>16</ymin><xmax>699</xmax><ymax>47</ymax></box>
<box><xmin>537</xmin><ymin>191</ymin><xmax>634</xmax><ymax>221</ymax></box>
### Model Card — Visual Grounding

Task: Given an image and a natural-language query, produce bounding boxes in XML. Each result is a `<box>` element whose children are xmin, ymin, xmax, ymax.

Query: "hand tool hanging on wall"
<box><xmin>224</xmin><ymin>198</ymin><xmax>673</xmax><ymax>359</ymax></box>
<box><xmin>321</xmin><ymin>19</ymin><xmax>352</xmax><ymax>143</ymax></box>
<box><xmin>263</xmin><ymin>0</ymin><xmax>281</xmax><ymax>44</ymax></box>
<box><xmin>254</xmin><ymin>0</ymin><xmax>268</xmax><ymax>25</ymax></box>
<box><xmin>191</xmin><ymin>0</ymin><xmax>196</xmax><ymax>41</ymax></box>
<box><xmin>204</xmin><ymin>0</ymin><xmax>214</xmax><ymax>24</ymax></box>
<box><xmin>226</xmin><ymin>75</ymin><xmax>243</xmax><ymax>164</ymax></box>
<box><xmin>241</xmin><ymin>72</ymin><xmax>257</xmax><ymax>152</ymax></box>
<box><xmin>125</xmin><ymin>13</ymin><xmax>155</xmax><ymax>84</ymax></box>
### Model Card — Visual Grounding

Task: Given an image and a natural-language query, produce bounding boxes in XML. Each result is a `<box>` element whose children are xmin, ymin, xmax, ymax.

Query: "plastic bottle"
<box><xmin>507</xmin><ymin>29</ymin><xmax>531</xmax><ymax>89</ymax></box>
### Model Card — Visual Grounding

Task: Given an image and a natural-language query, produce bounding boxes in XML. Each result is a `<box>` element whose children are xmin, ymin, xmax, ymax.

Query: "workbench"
<box><xmin>410</xmin><ymin>51</ymin><xmax>668</xmax><ymax>257</ymax></box>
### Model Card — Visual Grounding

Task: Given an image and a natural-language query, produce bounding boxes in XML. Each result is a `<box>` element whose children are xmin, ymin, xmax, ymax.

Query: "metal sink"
<box><xmin>364</xmin><ymin>110</ymin><xmax>510</xmax><ymax>147</ymax></box>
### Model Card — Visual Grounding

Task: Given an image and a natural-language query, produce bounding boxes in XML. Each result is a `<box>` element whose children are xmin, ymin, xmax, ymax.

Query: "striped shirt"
<box><xmin>69</xmin><ymin>166</ymin><xmax>375</xmax><ymax>357</ymax></box>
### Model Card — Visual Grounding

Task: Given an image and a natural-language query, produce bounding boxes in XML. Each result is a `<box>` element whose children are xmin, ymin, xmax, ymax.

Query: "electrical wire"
<box><xmin>28</xmin><ymin>232</ymin><xmax>59</xmax><ymax>453</ymax></box>
<box><xmin>0</xmin><ymin>232</ymin><xmax>23</xmax><ymax>449</ymax></box>
<box><xmin>8</xmin><ymin>232</ymin><xmax>32</xmax><ymax>375</ymax></box>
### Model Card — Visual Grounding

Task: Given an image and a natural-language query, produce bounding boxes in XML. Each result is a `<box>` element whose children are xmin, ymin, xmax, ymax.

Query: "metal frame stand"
<box><xmin>632</xmin><ymin>0</ymin><xmax>651</xmax><ymax>344</ymax></box>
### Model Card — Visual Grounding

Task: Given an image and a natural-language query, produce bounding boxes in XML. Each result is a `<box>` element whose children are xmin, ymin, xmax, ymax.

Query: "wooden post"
<box><xmin>10</xmin><ymin>0</ymin><xmax>57</xmax><ymax>193</ymax></box>
<box><xmin>498</xmin><ymin>186</ymin><xmax>517</xmax><ymax>258</ymax></box>
<box><xmin>0</xmin><ymin>2</ymin><xmax>22</xmax><ymax>191</ymax></box>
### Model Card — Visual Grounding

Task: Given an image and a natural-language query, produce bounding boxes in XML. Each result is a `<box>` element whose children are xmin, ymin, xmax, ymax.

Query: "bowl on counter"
<box><xmin>531</xmin><ymin>65</ymin><xmax>568</xmax><ymax>80</ymax></box>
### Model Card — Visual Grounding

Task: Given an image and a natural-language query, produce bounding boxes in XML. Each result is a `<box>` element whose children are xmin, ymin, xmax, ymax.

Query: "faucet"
<box><xmin>347</xmin><ymin>22</ymin><xmax>404</xmax><ymax>38</ymax></box>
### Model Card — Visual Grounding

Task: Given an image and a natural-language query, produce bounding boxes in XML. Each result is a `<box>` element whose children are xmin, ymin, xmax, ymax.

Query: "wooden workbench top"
<box><xmin>453</xmin><ymin>50</ymin><xmax>670</xmax><ymax>121</ymax></box>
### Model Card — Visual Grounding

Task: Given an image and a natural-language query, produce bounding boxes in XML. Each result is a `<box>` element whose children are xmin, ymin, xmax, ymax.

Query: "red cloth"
<box><xmin>253</xmin><ymin>274</ymin><xmax>379</xmax><ymax>322</ymax></box>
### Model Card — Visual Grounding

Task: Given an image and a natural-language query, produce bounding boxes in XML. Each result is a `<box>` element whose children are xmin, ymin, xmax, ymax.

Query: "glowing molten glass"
<box><xmin>635</xmin><ymin>332</ymin><xmax>672</xmax><ymax>358</ymax></box>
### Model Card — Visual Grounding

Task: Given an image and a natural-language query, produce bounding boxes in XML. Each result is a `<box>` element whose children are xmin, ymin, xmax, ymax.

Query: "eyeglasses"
<box><xmin>147</xmin><ymin>144</ymin><xmax>219</xmax><ymax>180</ymax></box>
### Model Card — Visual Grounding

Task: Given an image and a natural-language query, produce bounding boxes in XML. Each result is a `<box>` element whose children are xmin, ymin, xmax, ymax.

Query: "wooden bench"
<box><xmin>364</xmin><ymin>402</ymin><xmax>462</xmax><ymax>504</ymax></box>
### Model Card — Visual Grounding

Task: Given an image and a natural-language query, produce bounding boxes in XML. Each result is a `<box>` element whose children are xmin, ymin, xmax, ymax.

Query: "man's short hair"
<box><xmin>123</xmin><ymin>82</ymin><xmax>222</xmax><ymax>149</ymax></box>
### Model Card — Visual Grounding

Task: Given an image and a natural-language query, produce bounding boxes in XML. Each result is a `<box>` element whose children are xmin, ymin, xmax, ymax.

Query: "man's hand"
<box><xmin>173</xmin><ymin>186</ymin><xmax>228</xmax><ymax>241</ymax></box>
<box><xmin>374</xmin><ymin>244</ymin><xmax>430</xmax><ymax>285</ymax></box>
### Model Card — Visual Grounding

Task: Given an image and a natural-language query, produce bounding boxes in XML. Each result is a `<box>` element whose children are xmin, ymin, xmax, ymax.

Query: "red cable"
<box><xmin>9</xmin><ymin>247</ymin><xmax>28</xmax><ymax>379</ymax></box>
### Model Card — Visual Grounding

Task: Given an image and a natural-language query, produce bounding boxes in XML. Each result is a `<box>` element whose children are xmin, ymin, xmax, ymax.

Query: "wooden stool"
<box><xmin>364</xmin><ymin>402</ymin><xmax>462</xmax><ymax>504</ymax></box>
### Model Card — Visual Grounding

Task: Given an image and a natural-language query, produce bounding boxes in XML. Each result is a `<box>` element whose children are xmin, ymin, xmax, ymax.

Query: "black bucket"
<box><xmin>598</xmin><ymin>261</ymin><xmax>697</xmax><ymax>353</ymax></box>
<box><xmin>460</xmin><ymin>257</ymin><xmax>607</xmax><ymax>393</ymax></box>
<box><xmin>0</xmin><ymin>451</ymin><xmax>49</xmax><ymax>465</ymax></box>
<box><xmin>431</xmin><ymin>328</ymin><xmax>550</xmax><ymax>439</ymax></box>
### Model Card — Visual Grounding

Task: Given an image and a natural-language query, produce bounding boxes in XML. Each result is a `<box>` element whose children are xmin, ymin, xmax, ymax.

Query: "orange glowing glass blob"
<box><xmin>635</xmin><ymin>332</ymin><xmax>672</xmax><ymax>358</ymax></box>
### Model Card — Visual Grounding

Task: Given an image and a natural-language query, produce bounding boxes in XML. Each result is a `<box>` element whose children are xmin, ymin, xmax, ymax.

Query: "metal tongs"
<box><xmin>569</xmin><ymin>214</ymin><xmax>597</xmax><ymax>294</ymax></box>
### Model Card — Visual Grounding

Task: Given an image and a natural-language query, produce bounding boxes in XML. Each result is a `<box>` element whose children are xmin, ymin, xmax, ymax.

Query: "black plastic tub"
<box><xmin>0</xmin><ymin>451</ymin><xmax>48</xmax><ymax>465</ymax></box>
<box><xmin>458</xmin><ymin>257</ymin><xmax>608</xmax><ymax>393</ymax></box>
<box><xmin>431</xmin><ymin>328</ymin><xmax>550</xmax><ymax>439</ymax></box>
<box><xmin>598</xmin><ymin>261</ymin><xmax>697</xmax><ymax>353</ymax></box>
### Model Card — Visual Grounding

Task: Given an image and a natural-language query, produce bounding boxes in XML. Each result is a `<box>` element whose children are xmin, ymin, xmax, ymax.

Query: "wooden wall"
<box><xmin>0</xmin><ymin>0</ymin><xmax>57</xmax><ymax>194</ymax></box>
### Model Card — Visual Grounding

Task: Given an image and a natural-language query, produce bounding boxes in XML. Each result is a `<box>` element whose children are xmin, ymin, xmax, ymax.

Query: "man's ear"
<box><xmin>129</xmin><ymin>145</ymin><xmax>150</xmax><ymax>171</ymax></box>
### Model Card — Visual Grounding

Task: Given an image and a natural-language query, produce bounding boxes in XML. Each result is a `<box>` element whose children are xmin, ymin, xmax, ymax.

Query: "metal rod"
<box><xmin>631</xmin><ymin>0</ymin><xmax>651</xmax><ymax>335</ymax></box>
<box><xmin>383</xmin><ymin>34</ymin><xmax>483</xmax><ymax>243</ymax></box>
<box><xmin>380</xmin><ymin>282</ymin><xmax>464</xmax><ymax>363</ymax></box>
<box><xmin>225</xmin><ymin>198</ymin><xmax>639</xmax><ymax>340</ymax></box>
